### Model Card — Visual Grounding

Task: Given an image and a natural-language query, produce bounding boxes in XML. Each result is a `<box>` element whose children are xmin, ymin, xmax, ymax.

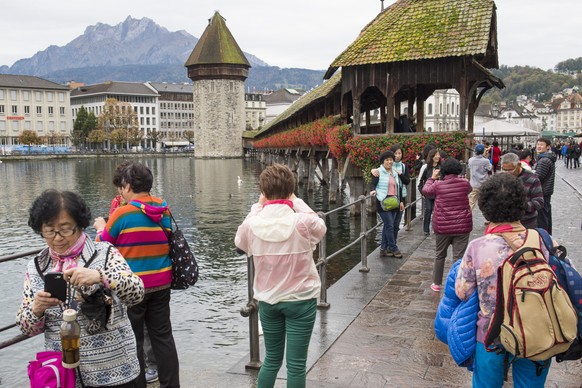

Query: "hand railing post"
<box><xmin>359</xmin><ymin>195</ymin><xmax>369</xmax><ymax>272</ymax></box>
<box><xmin>239</xmin><ymin>255</ymin><xmax>261</xmax><ymax>370</ymax></box>
<box><xmin>317</xmin><ymin>211</ymin><xmax>330</xmax><ymax>309</ymax></box>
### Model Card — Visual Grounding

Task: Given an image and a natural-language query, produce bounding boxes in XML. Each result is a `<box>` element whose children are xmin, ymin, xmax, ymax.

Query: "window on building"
<box><xmin>24</xmin><ymin>106</ymin><xmax>30</xmax><ymax>115</ymax></box>
<box><xmin>10</xmin><ymin>90</ymin><xmax>17</xmax><ymax>100</ymax></box>
<box><xmin>60</xmin><ymin>107</ymin><xmax>65</xmax><ymax>115</ymax></box>
<box><xmin>439</xmin><ymin>103</ymin><xmax>442</xmax><ymax>115</ymax></box>
<box><xmin>140</xmin><ymin>117</ymin><xmax>144</xmax><ymax>125</ymax></box>
<box><xmin>37</xmin><ymin>121</ymin><xmax>43</xmax><ymax>131</ymax></box>
<box><xmin>0</xmin><ymin>90</ymin><xmax>4</xmax><ymax>100</ymax></box>
<box><xmin>11</xmin><ymin>120</ymin><xmax>19</xmax><ymax>131</ymax></box>
<box><xmin>0</xmin><ymin>105</ymin><xmax>4</xmax><ymax>114</ymax></box>
<box><xmin>24</xmin><ymin>121</ymin><xmax>31</xmax><ymax>130</ymax></box>
<box><xmin>146</xmin><ymin>117</ymin><xmax>150</xmax><ymax>125</ymax></box>
<box><xmin>47</xmin><ymin>92</ymin><xmax>54</xmax><ymax>102</ymax></box>
<box><xmin>23</xmin><ymin>91</ymin><xmax>30</xmax><ymax>101</ymax></box>
<box><xmin>60</xmin><ymin>121</ymin><xmax>66</xmax><ymax>131</ymax></box>
<box><xmin>140</xmin><ymin>107</ymin><xmax>144</xmax><ymax>115</ymax></box>
<box><xmin>48</xmin><ymin>107</ymin><xmax>54</xmax><ymax>116</ymax></box>
<box><xmin>428</xmin><ymin>103</ymin><xmax>433</xmax><ymax>115</ymax></box>
<box><xmin>447</xmin><ymin>104</ymin><xmax>450</xmax><ymax>115</ymax></box>
<box><xmin>152</xmin><ymin>118</ymin><xmax>156</xmax><ymax>125</ymax></box>
<box><xmin>48</xmin><ymin>121</ymin><xmax>55</xmax><ymax>131</ymax></box>
<box><xmin>146</xmin><ymin>107</ymin><xmax>150</xmax><ymax>115</ymax></box>
<box><xmin>58</xmin><ymin>93</ymin><xmax>65</xmax><ymax>102</ymax></box>
<box><xmin>35</xmin><ymin>92</ymin><xmax>42</xmax><ymax>102</ymax></box>
<box><xmin>451</xmin><ymin>102</ymin><xmax>454</xmax><ymax>115</ymax></box>
<box><xmin>152</xmin><ymin>107</ymin><xmax>155</xmax><ymax>115</ymax></box>
<box><xmin>11</xmin><ymin>105</ymin><xmax>17</xmax><ymax>114</ymax></box>
<box><xmin>37</xmin><ymin>106</ymin><xmax>42</xmax><ymax>115</ymax></box>
<box><xmin>0</xmin><ymin>121</ymin><xmax>5</xmax><ymax>131</ymax></box>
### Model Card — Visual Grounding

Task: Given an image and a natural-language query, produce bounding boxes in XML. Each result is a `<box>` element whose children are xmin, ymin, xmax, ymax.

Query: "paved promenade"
<box><xmin>156</xmin><ymin>164</ymin><xmax>582</xmax><ymax>387</ymax></box>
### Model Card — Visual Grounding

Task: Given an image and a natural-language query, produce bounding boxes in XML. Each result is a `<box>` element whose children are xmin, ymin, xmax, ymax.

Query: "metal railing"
<box><xmin>239</xmin><ymin>177</ymin><xmax>421</xmax><ymax>369</ymax></box>
<box><xmin>0</xmin><ymin>248</ymin><xmax>42</xmax><ymax>350</ymax></box>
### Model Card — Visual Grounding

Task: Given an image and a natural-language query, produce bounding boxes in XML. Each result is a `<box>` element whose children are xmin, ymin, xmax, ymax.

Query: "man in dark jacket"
<box><xmin>501</xmin><ymin>153</ymin><xmax>544</xmax><ymax>229</ymax></box>
<box><xmin>534</xmin><ymin>138</ymin><xmax>556</xmax><ymax>234</ymax></box>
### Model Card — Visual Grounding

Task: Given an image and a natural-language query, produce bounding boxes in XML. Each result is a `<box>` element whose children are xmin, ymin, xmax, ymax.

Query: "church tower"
<box><xmin>185</xmin><ymin>12</ymin><xmax>250</xmax><ymax>158</ymax></box>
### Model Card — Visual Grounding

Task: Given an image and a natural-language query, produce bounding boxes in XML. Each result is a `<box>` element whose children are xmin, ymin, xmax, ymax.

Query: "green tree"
<box><xmin>73</xmin><ymin>106</ymin><xmax>89</xmax><ymax>146</ymax></box>
<box><xmin>183</xmin><ymin>130</ymin><xmax>195</xmax><ymax>144</ymax></box>
<box><xmin>87</xmin><ymin>129</ymin><xmax>106</xmax><ymax>150</ymax></box>
<box><xmin>147</xmin><ymin>129</ymin><xmax>162</xmax><ymax>150</ymax></box>
<box><xmin>84</xmin><ymin>112</ymin><xmax>97</xmax><ymax>135</ymax></box>
<box><xmin>18</xmin><ymin>130</ymin><xmax>42</xmax><ymax>154</ymax></box>
<box><xmin>97</xmin><ymin>98</ymin><xmax>138</xmax><ymax>150</ymax></box>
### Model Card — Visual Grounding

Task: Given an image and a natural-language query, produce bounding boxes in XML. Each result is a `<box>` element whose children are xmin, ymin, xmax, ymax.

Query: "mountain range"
<box><xmin>0</xmin><ymin>16</ymin><xmax>326</xmax><ymax>91</ymax></box>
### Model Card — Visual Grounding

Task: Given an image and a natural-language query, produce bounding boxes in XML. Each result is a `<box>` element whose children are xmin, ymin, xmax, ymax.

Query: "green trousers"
<box><xmin>257</xmin><ymin>298</ymin><xmax>317</xmax><ymax>388</ymax></box>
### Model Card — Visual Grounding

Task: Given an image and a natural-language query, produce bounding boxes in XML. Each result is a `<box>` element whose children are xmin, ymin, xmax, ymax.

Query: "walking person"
<box><xmin>533</xmin><ymin>137</ymin><xmax>556</xmax><ymax>234</ymax></box>
<box><xmin>500</xmin><ymin>153</ymin><xmax>544</xmax><ymax>229</ymax></box>
<box><xmin>466</xmin><ymin>144</ymin><xmax>491</xmax><ymax>210</ymax></box>
<box><xmin>421</xmin><ymin>158</ymin><xmax>472</xmax><ymax>292</ymax></box>
<box><xmin>235</xmin><ymin>164</ymin><xmax>327</xmax><ymax>388</ymax></box>
<box><xmin>455</xmin><ymin>173</ymin><xmax>555</xmax><ymax>387</ymax></box>
<box><xmin>490</xmin><ymin>140</ymin><xmax>501</xmax><ymax>173</ymax></box>
<box><xmin>94</xmin><ymin>161</ymin><xmax>180</xmax><ymax>388</ymax></box>
<box><xmin>370</xmin><ymin>150</ymin><xmax>406</xmax><ymax>258</ymax></box>
<box><xmin>419</xmin><ymin>149</ymin><xmax>442</xmax><ymax>237</ymax></box>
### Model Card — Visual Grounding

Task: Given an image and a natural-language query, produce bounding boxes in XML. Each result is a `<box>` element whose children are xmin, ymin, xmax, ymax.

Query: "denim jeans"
<box><xmin>258</xmin><ymin>299</ymin><xmax>317</xmax><ymax>388</ymax></box>
<box><xmin>473</xmin><ymin>342</ymin><xmax>550</xmax><ymax>388</ymax></box>
<box><xmin>378</xmin><ymin>209</ymin><xmax>399</xmax><ymax>252</ymax></box>
<box><xmin>423</xmin><ymin>198</ymin><xmax>435</xmax><ymax>234</ymax></box>
<box><xmin>128</xmin><ymin>288</ymin><xmax>180</xmax><ymax>388</ymax></box>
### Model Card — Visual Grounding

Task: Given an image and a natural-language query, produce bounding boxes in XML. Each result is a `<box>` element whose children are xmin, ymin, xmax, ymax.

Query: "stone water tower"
<box><xmin>185</xmin><ymin>11</ymin><xmax>250</xmax><ymax>158</ymax></box>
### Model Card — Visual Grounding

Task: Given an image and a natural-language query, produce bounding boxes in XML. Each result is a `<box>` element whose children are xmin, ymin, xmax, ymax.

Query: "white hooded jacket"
<box><xmin>235</xmin><ymin>198</ymin><xmax>327</xmax><ymax>304</ymax></box>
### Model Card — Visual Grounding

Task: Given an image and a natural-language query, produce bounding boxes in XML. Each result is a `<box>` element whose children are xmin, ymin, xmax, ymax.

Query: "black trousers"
<box><xmin>537</xmin><ymin>195</ymin><xmax>552</xmax><ymax>235</ymax></box>
<box><xmin>128</xmin><ymin>288</ymin><xmax>180</xmax><ymax>388</ymax></box>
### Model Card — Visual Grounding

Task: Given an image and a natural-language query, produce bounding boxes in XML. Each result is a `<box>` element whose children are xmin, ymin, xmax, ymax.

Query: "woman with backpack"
<box><xmin>454</xmin><ymin>174</ymin><xmax>557</xmax><ymax>387</ymax></box>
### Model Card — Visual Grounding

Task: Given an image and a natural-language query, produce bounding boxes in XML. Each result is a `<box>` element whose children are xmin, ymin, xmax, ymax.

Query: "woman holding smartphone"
<box><xmin>17</xmin><ymin>190</ymin><xmax>144</xmax><ymax>387</ymax></box>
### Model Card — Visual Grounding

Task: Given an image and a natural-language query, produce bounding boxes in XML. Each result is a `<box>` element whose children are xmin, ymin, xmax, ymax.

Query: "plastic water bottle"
<box><xmin>60</xmin><ymin>309</ymin><xmax>81</xmax><ymax>368</ymax></box>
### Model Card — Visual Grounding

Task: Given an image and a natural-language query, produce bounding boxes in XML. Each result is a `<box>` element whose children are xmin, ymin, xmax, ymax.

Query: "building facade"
<box><xmin>244</xmin><ymin>93</ymin><xmax>266</xmax><ymax>130</ymax></box>
<box><xmin>70</xmin><ymin>81</ymin><xmax>159</xmax><ymax>149</ymax></box>
<box><xmin>554</xmin><ymin>92</ymin><xmax>582</xmax><ymax>134</ymax></box>
<box><xmin>423</xmin><ymin>89</ymin><xmax>461</xmax><ymax>132</ymax></box>
<box><xmin>147</xmin><ymin>82</ymin><xmax>195</xmax><ymax>146</ymax></box>
<box><xmin>0</xmin><ymin>74</ymin><xmax>71</xmax><ymax>147</ymax></box>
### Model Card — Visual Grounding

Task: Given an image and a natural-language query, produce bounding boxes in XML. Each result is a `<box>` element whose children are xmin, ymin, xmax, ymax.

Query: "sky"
<box><xmin>0</xmin><ymin>0</ymin><xmax>580</xmax><ymax>71</ymax></box>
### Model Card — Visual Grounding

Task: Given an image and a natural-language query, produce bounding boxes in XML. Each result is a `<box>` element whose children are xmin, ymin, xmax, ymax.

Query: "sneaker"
<box><xmin>393</xmin><ymin>250</ymin><xmax>402</xmax><ymax>258</ymax></box>
<box><xmin>424</xmin><ymin>232</ymin><xmax>430</xmax><ymax>237</ymax></box>
<box><xmin>379</xmin><ymin>248</ymin><xmax>388</xmax><ymax>257</ymax></box>
<box><xmin>430</xmin><ymin>283</ymin><xmax>441</xmax><ymax>292</ymax></box>
<box><xmin>145</xmin><ymin>369</ymin><xmax>159</xmax><ymax>383</ymax></box>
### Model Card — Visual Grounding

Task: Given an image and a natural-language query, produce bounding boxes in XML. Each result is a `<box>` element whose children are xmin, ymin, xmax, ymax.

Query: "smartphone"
<box><xmin>44</xmin><ymin>272</ymin><xmax>67</xmax><ymax>302</ymax></box>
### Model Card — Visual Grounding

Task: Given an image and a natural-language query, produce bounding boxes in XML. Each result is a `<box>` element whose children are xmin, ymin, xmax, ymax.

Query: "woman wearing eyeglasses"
<box><xmin>16</xmin><ymin>189</ymin><xmax>144</xmax><ymax>387</ymax></box>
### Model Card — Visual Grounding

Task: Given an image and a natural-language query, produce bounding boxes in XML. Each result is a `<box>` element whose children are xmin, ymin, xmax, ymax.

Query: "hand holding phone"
<box><xmin>44</xmin><ymin>272</ymin><xmax>67</xmax><ymax>302</ymax></box>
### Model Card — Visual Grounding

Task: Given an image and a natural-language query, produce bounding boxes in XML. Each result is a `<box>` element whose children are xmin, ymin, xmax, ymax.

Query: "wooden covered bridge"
<box><xmin>244</xmin><ymin>0</ymin><xmax>504</xmax><ymax>207</ymax></box>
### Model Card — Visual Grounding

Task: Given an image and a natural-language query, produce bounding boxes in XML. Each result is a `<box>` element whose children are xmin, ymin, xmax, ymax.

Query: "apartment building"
<box><xmin>147</xmin><ymin>82</ymin><xmax>194</xmax><ymax>146</ymax></box>
<box><xmin>553</xmin><ymin>92</ymin><xmax>582</xmax><ymax>134</ymax></box>
<box><xmin>70</xmin><ymin>81</ymin><xmax>159</xmax><ymax>149</ymax></box>
<box><xmin>423</xmin><ymin>89</ymin><xmax>461</xmax><ymax>132</ymax></box>
<box><xmin>244</xmin><ymin>93</ymin><xmax>266</xmax><ymax>130</ymax></box>
<box><xmin>0</xmin><ymin>74</ymin><xmax>71</xmax><ymax>146</ymax></box>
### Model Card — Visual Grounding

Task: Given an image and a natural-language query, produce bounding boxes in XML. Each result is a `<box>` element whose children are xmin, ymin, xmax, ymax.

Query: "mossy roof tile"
<box><xmin>185</xmin><ymin>11</ymin><xmax>250</xmax><ymax>67</ymax></box>
<box><xmin>329</xmin><ymin>0</ymin><xmax>494</xmax><ymax>70</ymax></box>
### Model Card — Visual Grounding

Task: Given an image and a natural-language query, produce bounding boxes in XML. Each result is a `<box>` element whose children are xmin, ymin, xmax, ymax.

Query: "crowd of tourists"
<box><xmin>370</xmin><ymin>137</ymin><xmax>582</xmax><ymax>387</ymax></box>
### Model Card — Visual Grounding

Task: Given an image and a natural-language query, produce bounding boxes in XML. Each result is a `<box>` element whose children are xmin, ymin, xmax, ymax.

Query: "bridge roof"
<box><xmin>252</xmin><ymin>71</ymin><xmax>341</xmax><ymax>138</ymax></box>
<box><xmin>325</xmin><ymin>0</ymin><xmax>496</xmax><ymax>78</ymax></box>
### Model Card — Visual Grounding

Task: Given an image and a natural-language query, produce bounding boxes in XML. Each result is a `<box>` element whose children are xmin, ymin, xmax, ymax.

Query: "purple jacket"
<box><xmin>422</xmin><ymin>175</ymin><xmax>472</xmax><ymax>235</ymax></box>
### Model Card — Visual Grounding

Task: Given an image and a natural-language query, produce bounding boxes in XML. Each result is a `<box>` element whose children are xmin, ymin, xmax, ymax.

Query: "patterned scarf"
<box><xmin>50</xmin><ymin>232</ymin><xmax>87</xmax><ymax>272</ymax></box>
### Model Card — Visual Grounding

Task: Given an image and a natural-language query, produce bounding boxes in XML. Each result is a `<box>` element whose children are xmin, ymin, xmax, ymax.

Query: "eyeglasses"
<box><xmin>41</xmin><ymin>226</ymin><xmax>78</xmax><ymax>239</ymax></box>
<box><xmin>501</xmin><ymin>165</ymin><xmax>519</xmax><ymax>174</ymax></box>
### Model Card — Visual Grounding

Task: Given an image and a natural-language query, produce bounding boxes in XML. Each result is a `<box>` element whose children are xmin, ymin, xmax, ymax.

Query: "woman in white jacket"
<box><xmin>235</xmin><ymin>164</ymin><xmax>327</xmax><ymax>388</ymax></box>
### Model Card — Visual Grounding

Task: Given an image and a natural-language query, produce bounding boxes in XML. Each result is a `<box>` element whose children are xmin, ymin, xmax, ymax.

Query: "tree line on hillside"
<box><xmin>483</xmin><ymin>63</ymin><xmax>582</xmax><ymax>103</ymax></box>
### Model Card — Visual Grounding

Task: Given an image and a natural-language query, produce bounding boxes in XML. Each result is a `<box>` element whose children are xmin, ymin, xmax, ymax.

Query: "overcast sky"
<box><xmin>1</xmin><ymin>0</ymin><xmax>580</xmax><ymax>71</ymax></box>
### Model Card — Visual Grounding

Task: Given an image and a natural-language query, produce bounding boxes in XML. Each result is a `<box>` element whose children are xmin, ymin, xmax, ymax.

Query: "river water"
<box><xmin>0</xmin><ymin>156</ymin><xmax>376</xmax><ymax>386</ymax></box>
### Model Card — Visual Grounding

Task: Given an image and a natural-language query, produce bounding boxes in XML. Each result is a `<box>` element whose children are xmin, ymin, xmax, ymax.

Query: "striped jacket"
<box><xmin>98</xmin><ymin>195</ymin><xmax>172</xmax><ymax>290</ymax></box>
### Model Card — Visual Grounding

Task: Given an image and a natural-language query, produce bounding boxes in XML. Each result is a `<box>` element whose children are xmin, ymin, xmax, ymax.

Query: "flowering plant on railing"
<box><xmin>326</xmin><ymin>124</ymin><xmax>352</xmax><ymax>160</ymax></box>
<box><xmin>254</xmin><ymin>116</ymin><xmax>341</xmax><ymax>149</ymax></box>
<box><xmin>346</xmin><ymin>132</ymin><xmax>467</xmax><ymax>182</ymax></box>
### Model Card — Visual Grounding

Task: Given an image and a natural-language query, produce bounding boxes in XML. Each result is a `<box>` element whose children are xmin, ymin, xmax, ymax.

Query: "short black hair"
<box><xmin>440</xmin><ymin>157</ymin><xmax>463</xmax><ymax>176</ymax></box>
<box><xmin>379</xmin><ymin>150</ymin><xmax>395</xmax><ymax>164</ymax></box>
<box><xmin>537</xmin><ymin>137</ymin><xmax>551</xmax><ymax>146</ymax></box>
<box><xmin>112</xmin><ymin>161</ymin><xmax>153</xmax><ymax>193</ymax></box>
<box><xmin>519</xmin><ymin>148</ymin><xmax>532</xmax><ymax>160</ymax></box>
<box><xmin>28</xmin><ymin>190</ymin><xmax>92</xmax><ymax>234</ymax></box>
<box><xmin>390</xmin><ymin>143</ymin><xmax>402</xmax><ymax>153</ymax></box>
<box><xmin>478</xmin><ymin>174</ymin><xmax>526</xmax><ymax>223</ymax></box>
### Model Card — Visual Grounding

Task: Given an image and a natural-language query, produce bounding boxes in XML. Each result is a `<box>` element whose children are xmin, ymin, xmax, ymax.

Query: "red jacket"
<box><xmin>422</xmin><ymin>175</ymin><xmax>472</xmax><ymax>235</ymax></box>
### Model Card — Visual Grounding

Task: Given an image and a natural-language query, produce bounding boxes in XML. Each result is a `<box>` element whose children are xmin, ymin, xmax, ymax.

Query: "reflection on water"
<box><xmin>0</xmin><ymin>157</ymin><xmax>375</xmax><ymax>385</ymax></box>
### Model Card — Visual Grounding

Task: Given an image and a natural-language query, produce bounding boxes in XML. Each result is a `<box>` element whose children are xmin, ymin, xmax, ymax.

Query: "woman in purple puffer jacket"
<box><xmin>422</xmin><ymin>157</ymin><xmax>472</xmax><ymax>293</ymax></box>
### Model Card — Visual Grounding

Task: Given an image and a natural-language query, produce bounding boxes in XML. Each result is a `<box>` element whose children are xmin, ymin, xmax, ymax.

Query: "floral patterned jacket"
<box><xmin>454</xmin><ymin>223</ymin><xmax>550</xmax><ymax>344</ymax></box>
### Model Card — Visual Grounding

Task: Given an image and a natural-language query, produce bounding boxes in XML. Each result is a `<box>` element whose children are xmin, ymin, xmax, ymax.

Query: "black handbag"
<box><xmin>159</xmin><ymin>210</ymin><xmax>199</xmax><ymax>290</ymax></box>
